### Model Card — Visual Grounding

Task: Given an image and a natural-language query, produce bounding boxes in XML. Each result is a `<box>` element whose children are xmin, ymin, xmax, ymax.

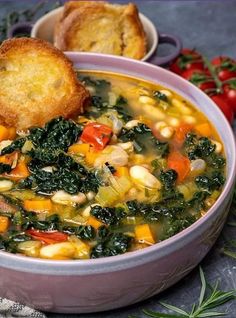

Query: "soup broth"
<box><xmin>0</xmin><ymin>71</ymin><xmax>226</xmax><ymax>260</ymax></box>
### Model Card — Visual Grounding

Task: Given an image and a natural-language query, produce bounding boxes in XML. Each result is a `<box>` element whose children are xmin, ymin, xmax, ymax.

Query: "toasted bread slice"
<box><xmin>54</xmin><ymin>1</ymin><xmax>147</xmax><ymax>60</ymax></box>
<box><xmin>0</xmin><ymin>37</ymin><xmax>89</xmax><ymax>130</ymax></box>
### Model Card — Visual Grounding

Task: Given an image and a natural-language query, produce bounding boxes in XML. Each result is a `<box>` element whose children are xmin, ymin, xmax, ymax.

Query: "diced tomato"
<box><xmin>27</xmin><ymin>230</ymin><xmax>68</xmax><ymax>245</ymax></box>
<box><xmin>80</xmin><ymin>122</ymin><xmax>113</xmax><ymax>150</ymax></box>
<box><xmin>167</xmin><ymin>151</ymin><xmax>190</xmax><ymax>182</ymax></box>
<box><xmin>173</xmin><ymin>124</ymin><xmax>193</xmax><ymax>147</ymax></box>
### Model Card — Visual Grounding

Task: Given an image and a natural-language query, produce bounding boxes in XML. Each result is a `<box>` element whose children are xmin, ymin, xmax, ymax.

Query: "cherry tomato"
<box><xmin>211</xmin><ymin>56</ymin><xmax>236</xmax><ymax>81</ymax></box>
<box><xmin>169</xmin><ymin>48</ymin><xmax>205</xmax><ymax>75</ymax></box>
<box><xmin>181</xmin><ymin>69</ymin><xmax>216</xmax><ymax>93</ymax></box>
<box><xmin>223</xmin><ymin>80</ymin><xmax>236</xmax><ymax>113</ymax></box>
<box><xmin>211</xmin><ymin>94</ymin><xmax>234</xmax><ymax>124</ymax></box>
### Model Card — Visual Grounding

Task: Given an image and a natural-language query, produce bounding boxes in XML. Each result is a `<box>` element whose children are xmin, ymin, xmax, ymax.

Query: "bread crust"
<box><xmin>54</xmin><ymin>1</ymin><xmax>147</xmax><ymax>60</ymax></box>
<box><xmin>0</xmin><ymin>37</ymin><xmax>89</xmax><ymax>130</ymax></box>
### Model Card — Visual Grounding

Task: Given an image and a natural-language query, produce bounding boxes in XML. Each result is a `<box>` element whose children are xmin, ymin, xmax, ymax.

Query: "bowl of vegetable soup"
<box><xmin>0</xmin><ymin>53</ymin><xmax>235</xmax><ymax>314</ymax></box>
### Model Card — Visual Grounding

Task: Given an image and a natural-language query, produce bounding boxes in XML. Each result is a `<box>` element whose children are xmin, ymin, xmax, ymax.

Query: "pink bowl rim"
<box><xmin>0</xmin><ymin>53</ymin><xmax>235</xmax><ymax>275</ymax></box>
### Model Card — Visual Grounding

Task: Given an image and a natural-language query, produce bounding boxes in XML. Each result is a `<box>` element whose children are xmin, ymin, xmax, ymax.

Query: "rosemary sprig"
<box><xmin>130</xmin><ymin>267</ymin><xmax>235</xmax><ymax>318</ymax></box>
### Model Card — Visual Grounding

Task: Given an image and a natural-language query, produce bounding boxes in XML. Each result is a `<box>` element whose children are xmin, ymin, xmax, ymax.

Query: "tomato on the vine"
<box><xmin>211</xmin><ymin>56</ymin><xmax>236</xmax><ymax>81</ymax></box>
<box><xmin>170</xmin><ymin>48</ymin><xmax>205</xmax><ymax>75</ymax></box>
<box><xmin>181</xmin><ymin>69</ymin><xmax>216</xmax><ymax>93</ymax></box>
<box><xmin>223</xmin><ymin>80</ymin><xmax>236</xmax><ymax>113</ymax></box>
<box><xmin>210</xmin><ymin>94</ymin><xmax>234</xmax><ymax>124</ymax></box>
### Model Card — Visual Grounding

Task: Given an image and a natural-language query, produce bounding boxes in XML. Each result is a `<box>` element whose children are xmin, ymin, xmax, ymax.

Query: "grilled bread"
<box><xmin>54</xmin><ymin>1</ymin><xmax>147</xmax><ymax>60</ymax></box>
<box><xmin>0</xmin><ymin>37</ymin><xmax>89</xmax><ymax>130</ymax></box>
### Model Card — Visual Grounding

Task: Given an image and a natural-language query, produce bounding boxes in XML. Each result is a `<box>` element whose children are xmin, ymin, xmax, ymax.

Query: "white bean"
<box><xmin>144</xmin><ymin>104</ymin><xmax>165</xmax><ymax>120</ymax></box>
<box><xmin>190</xmin><ymin>159</ymin><xmax>206</xmax><ymax>176</ymax></box>
<box><xmin>0</xmin><ymin>180</ymin><xmax>13</xmax><ymax>192</ymax></box>
<box><xmin>86</xmin><ymin>191</ymin><xmax>95</xmax><ymax>201</ymax></box>
<box><xmin>160</xmin><ymin>126</ymin><xmax>174</xmax><ymax>139</ymax></box>
<box><xmin>117</xmin><ymin>141</ymin><xmax>134</xmax><ymax>153</ymax></box>
<box><xmin>183</xmin><ymin>115</ymin><xmax>197</xmax><ymax>124</ymax></box>
<box><xmin>172</xmin><ymin>98</ymin><xmax>192</xmax><ymax>115</ymax></box>
<box><xmin>139</xmin><ymin>95</ymin><xmax>156</xmax><ymax>105</ymax></box>
<box><xmin>40</xmin><ymin>242</ymin><xmax>76</xmax><ymax>259</ymax></box>
<box><xmin>130</xmin><ymin>165</ymin><xmax>162</xmax><ymax>189</ymax></box>
<box><xmin>167</xmin><ymin>117</ymin><xmax>180</xmax><ymax>127</ymax></box>
<box><xmin>52</xmin><ymin>190</ymin><xmax>86</xmax><ymax>205</ymax></box>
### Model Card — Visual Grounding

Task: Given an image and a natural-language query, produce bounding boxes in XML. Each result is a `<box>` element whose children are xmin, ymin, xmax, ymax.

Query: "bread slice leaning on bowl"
<box><xmin>0</xmin><ymin>37</ymin><xmax>89</xmax><ymax>130</ymax></box>
<box><xmin>54</xmin><ymin>1</ymin><xmax>147</xmax><ymax>60</ymax></box>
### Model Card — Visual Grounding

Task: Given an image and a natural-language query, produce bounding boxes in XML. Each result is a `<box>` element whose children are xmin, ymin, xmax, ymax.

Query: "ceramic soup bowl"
<box><xmin>0</xmin><ymin>53</ymin><xmax>235</xmax><ymax>314</ymax></box>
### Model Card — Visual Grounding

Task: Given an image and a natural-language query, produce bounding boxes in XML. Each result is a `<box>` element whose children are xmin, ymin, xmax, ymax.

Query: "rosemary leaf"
<box><xmin>141</xmin><ymin>267</ymin><xmax>236</xmax><ymax>318</ymax></box>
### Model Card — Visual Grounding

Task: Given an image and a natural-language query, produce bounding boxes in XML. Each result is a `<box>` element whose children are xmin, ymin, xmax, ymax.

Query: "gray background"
<box><xmin>1</xmin><ymin>1</ymin><xmax>236</xmax><ymax>317</ymax></box>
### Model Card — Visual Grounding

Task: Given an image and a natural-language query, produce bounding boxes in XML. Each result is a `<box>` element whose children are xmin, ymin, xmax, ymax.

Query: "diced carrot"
<box><xmin>27</xmin><ymin>229</ymin><xmax>68</xmax><ymax>244</ymax></box>
<box><xmin>114</xmin><ymin>166</ymin><xmax>129</xmax><ymax>177</ymax></box>
<box><xmin>167</xmin><ymin>151</ymin><xmax>190</xmax><ymax>182</ymax></box>
<box><xmin>0</xmin><ymin>125</ymin><xmax>9</xmax><ymax>142</ymax></box>
<box><xmin>24</xmin><ymin>199</ymin><xmax>52</xmax><ymax>212</ymax></box>
<box><xmin>68</xmin><ymin>143</ymin><xmax>90</xmax><ymax>155</ymax></box>
<box><xmin>86</xmin><ymin>215</ymin><xmax>104</xmax><ymax>230</ymax></box>
<box><xmin>195</xmin><ymin>122</ymin><xmax>212</xmax><ymax>137</ymax></box>
<box><xmin>135</xmin><ymin>224</ymin><xmax>155</xmax><ymax>245</ymax></box>
<box><xmin>5</xmin><ymin>161</ymin><xmax>29</xmax><ymax>180</ymax></box>
<box><xmin>173</xmin><ymin>124</ymin><xmax>193</xmax><ymax>146</ymax></box>
<box><xmin>0</xmin><ymin>216</ymin><xmax>10</xmax><ymax>232</ymax></box>
<box><xmin>8</xmin><ymin>127</ymin><xmax>16</xmax><ymax>140</ymax></box>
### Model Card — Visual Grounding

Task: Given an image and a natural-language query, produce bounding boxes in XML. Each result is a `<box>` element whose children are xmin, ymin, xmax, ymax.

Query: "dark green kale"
<box><xmin>0</xmin><ymin>163</ymin><xmax>12</xmax><ymax>174</ymax></box>
<box><xmin>159</xmin><ymin>169</ymin><xmax>178</xmax><ymax>190</ymax></box>
<box><xmin>79</xmin><ymin>76</ymin><xmax>110</xmax><ymax>92</ymax></box>
<box><xmin>12</xmin><ymin>210</ymin><xmax>95</xmax><ymax>240</ymax></box>
<box><xmin>60</xmin><ymin>225</ymin><xmax>95</xmax><ymax>240</ymax></box>
<box><xmin>0</xmin><ymin>231</ymin><xmax>31</xmax><ymax>253</ymax></box>
<box><xmin>113</xmin><ymin>95</ymin><xmax>132</xmax><ymax>122</ymax></box>
<box><xmin>126</xmin><ymin>191</ymin><xmax>186</xmax><ymax>222</ymax></box>
<box><xmin>187</xmin><ymin>191</ymin><xmax>209</xmax><ymax>212</ymax></box>
<box><xmin>97</xmin><ymin>226</ymin><xmax>109</xmax><ymax>238</ymax></box>
<box><xmin>90</xmin><ymin>205</ymin><xmax>126</xmax><ymax>226</ymax></box>
<box><xmin>206</xmin><ymin>153</ymin><xmax>226</xmax><ymax>169</ymax></box>
<box><xmin>153</xmin><ymin>90</ymin><xmax>169</xmax><ymax>103</ymax></box>
<box><xmin>160</xmin><ymin>215</ymin><xmax>197</xmax><ymax>241</ymax></box>
<box><xmin>30</xmin><ymin>117</ymin><xmax>82</xmax><ymax>151</ymax></box>
<box><xmin>1</xmin><ymin>138</ymin><xmax>26</xmax><ymax>155</ymax></box>
<box><xmin>91</xmin><ymin>232</ymin><xmax>132</xmax><ymax>258</ymax></box>
<box><xmin>118</xmin><ymin>123</ymin><xmax>169</xmax><ymax>156</ymax></box>
<box><xmin>195</xmin><ymin>171</ymin><xmax>225</xmax><ymax>192</ymax></box>
<box><xmin>184</xmin><ymin>133</ymin><xmax>215</xmax><ymax>160</ymax></box>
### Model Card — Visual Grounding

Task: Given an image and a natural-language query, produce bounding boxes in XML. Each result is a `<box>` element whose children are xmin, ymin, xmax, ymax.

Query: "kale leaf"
<box><xmin>159</xmin><ymin>169</ymin><xmax>178</xmax><ymax>190</ymax></box>
<box><xmin>91</xmin><ymin>232</ymin><xmax>132</xmax><ymax>258</ymax></box>
<box><xmin>118</xmin><ymin>123</ymin><xmax>169</xmax><ymax>156</ymax></box>
<box><xmin>195</xmin><ymin>171</ymin><xmax>225</xmax><ymax>192</ymax></box>
<box><xmin>90</xmin><ymin>205</ymin><xmax>126</xmax><ymax>226</ymax></box>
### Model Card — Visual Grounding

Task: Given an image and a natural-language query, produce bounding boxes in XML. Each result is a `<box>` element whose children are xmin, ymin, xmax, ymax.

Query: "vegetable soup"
<box><xmin>0</xmin><ymin>71</ymin><xmax>226</xmax><ymax>260</ymax></box>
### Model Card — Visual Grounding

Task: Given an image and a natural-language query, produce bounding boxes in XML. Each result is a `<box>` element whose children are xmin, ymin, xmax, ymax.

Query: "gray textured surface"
<box><xmin>0</xmin><ymin>1</ymin><xmax>236</xmax><ymax>317</ymax></box>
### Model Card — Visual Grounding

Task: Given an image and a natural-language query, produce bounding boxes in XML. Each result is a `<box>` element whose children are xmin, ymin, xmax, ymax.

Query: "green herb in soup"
<box><xmin>0</xmin><ymin>71</ymin><xmax>226</xmax><ymax>260</ymax></box>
